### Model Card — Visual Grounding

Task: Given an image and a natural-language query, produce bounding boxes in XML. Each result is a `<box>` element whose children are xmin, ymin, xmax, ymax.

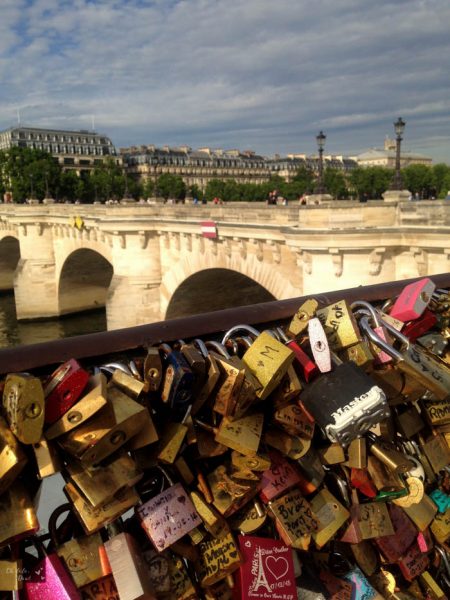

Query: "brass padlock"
<box><xmin>205</xmin><ymin>342</ymin><xmax>245</xmax><ymax>417</ymax></box>
<box><xmin>0</xmin><ymin>415</ymin><xmax>27</xmax><ymax>495</ymax></box>
<box><xmin>0</xmin><ymin>481</ymin><xmax>39</xmax><ymax>546</ymax></box>
<box><xmin>288</xmin><ymin>298</ymin><xmax>319</xmax><ymax>338</ymax></box>
<box><xmin>111</xmin><ymin>367</ymin><xmax>145</xmax><ymax>398</ymax></box>
<box><xmin>143</xmin><ymin>346</ymin><xmax>163</xmax><ymax>393</ymax></box>
<box><xmin>316</xmin><ymin>299</ymin><xmax>361</xmax><ymax>350</ymax></box>
<box><xmin>33</xmin><ymin>435</ymin><xmax>62</xmax><ymax>478</ymax></box>
<box><xmin>222</xmin><ymin>326</ymin><xmax>294</xmax><ymax>401</ymax></box>
<box><xmin>197</xmin><ymin>531</ymin><xmax>241</xmax><ymax>587</ymax></box>
<box><xmin>44</xmin><ymin>373</ymin><xmax>108</xmax><ymax>440</ymax></box>
<box><xmin>2</xmin><ymin>373</ymin><xmax>45</xmax><ymax>444</ymax></box>
<box><xmin>268</xmin><ymin>487</ymin><xmax>318</xmax><ymax>550</ymax></box>
<box><xmin>58</xmin><ymin>383</ymin><xmax>147</xmax><ymax>466</ymax></box>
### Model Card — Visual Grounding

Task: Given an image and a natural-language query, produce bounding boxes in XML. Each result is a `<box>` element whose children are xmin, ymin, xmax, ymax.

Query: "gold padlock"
<box><xmin>0</xmin><ymin>559</ymin><xmax>22</xmax><ymax>591</ymax></box>
<box><xmin>214</xmin><ymin>413</ymin><xmax>264</xmax><ymax>456</ymax></box>
<box><xmin>33</xmin><ymin>436</ymin><xmax>62</xmax><ymax>478</ymax></box>
<box><xmin>0</xmin><ymin>415</ymin><xmax>27</xmax><ymax>495</ymax></box>
<box><xmin>288</xmin><ymin>298</ymin><xmax>319</xmax><ymax>338</ymax></box>
<box><xmin>3</xmin><ymin>373</ymin><xmax>45</xmax><ymax>444</ymax></box>
<box><xmin>198</xmin><ymin>532</ymin><xmax>241</xmax><ymax>587</ymax></box>
<box><xmin>66</xmin><ymin>451</ymin><xmax>142</xmax><ymax>508</ymax></box>
<box><xmin>111</xmin><ymin>368</ymin><xmax>145</xmax><ymax>398</ymax></box>
<box><xmin>316</xmin><ymin>300</ymin><xmax>361</xmax><ymax>350</ymax></box>
<box><xmin>0</xmin><ymin>481</ymin><xmax>39</xmax><ymax>546</ymax></box>
<box><xmin>44</xmin><ymin>373</ymin><xmax>108</xmax><ymax>440</ymax></box>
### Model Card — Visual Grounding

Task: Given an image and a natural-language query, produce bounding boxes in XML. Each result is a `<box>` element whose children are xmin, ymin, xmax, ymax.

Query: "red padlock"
<box><xmin>402</xmin><ymin>308</ymin><xmax>437</xmax><ymax>342</ymax></box>
<box><xmin>44</xmin><ymin>359</ymin><xmax>89</xmax><ymax>424</ymax></box>
<box><xmin>389</xmin><ymin>277</ymin><xmax>436</xmax><ymax>322</ymax></box>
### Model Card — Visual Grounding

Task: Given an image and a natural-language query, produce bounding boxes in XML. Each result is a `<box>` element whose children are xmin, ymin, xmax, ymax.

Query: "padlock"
<box><xmin>64</xmin><ymin>481</ymin><xmax>140</xmax><ymax>535</ymax></box>
<box><xmin>268</xmin><ymin>487</ymin><xmax>318</xmax><ymax>549</ymax></box>
<box><xmin>367</xmin><ymin>432</ymin><xmax>414</xmax><ymax>474</ymax></box>
<box><xmin>48</xmin><ymin>503</ymin><xmax>110</xmax><ymax>590</ymax></box>
<box><xmin>143</xmin><ymin>346</ymin><xmax>163</xmax><ymax>393</ymax></box>
<box><xmin>299</xmin><ymin>355</ymin><xmax>389</xmax><ymax>446</ymax></box>
<box><xmin>373</xmin><ymin>503</ymin><xmax>418</xmax><ymax>561</ymax></box>
<box><xmin>359</xmin><ymin>314</ymin><xmax>450</xmax><ymax>401</ymax></box>
<box><xmin>190</xmin><ymin>490</ymin><xmax>229</xmax><ymax>538</ymax></box>
<box><xmin>177</xmin><ymin>339</ymin><xmax>207</xmax><ymax>378</ymax></box>
<box><xmin>0</xmin><ymin>556</ymin><xmax>22</xmax><ymax>591</ymax></box>
<box><xmin>402</xmin><ymin>308</ymin><xmax>438</xmax><ymax>342</ymax></box>
<box><xmin>197</xmin><ymin>531</ymin><xmax>241</xmax><ymax>588</ymax></box>
<box><xmin>287</xmin><ymin>298</ymin><xmax>319</xmax><ymax>338</ymax></box>
<box><xmin>419</xmin><ymin>432</ymin><xmax>450</xmax><ymax>475</ymax></box>
<box><xmin>398</xmin><ymin>540</ymin><xmax>430</xmax><ymax>582</ymax></box>
<box><xmin>65</xmin><ymin>451</ymin><xmax>143</xmax><ymax>508</ymax></box>
<box><xmin>44</xmin><ymin>373</ymin><xmax>108</xmax><ymax>440</ymax></box>
<box><xmin>58</xmin><ymin>383</ymin><xmax>147</xmax><ymax>466</ymax></box>
<box><xmin>213</xmin><ymin>412</ymin><xmax>264</xmax><ymax>456</ymax></box>
<box><xmin>228</xmin><ymin>500</ymin><xmax>267</xmax><ymax>535</ymax></box>
<box><xmin>21</xmin><ymin>536</ymin><xmax>81</xmax><ymax>599</ymax></box>
<box><xmin>273</xmin><ymin>400</ymin><xmax>314</xmax><ymax>438</ymax></box>
<box><xmin>422</xmin><ymin>397</ymin><xmax>450</xmax><ymax>427</ymax></box>
<box><xmin>316</xmin><ymin>299</ymin><xmax>362</xmax><ymax>350</ymax></box>
<box><xmin>0</xmin><ymin>414</ymin><xmax>27</xmax><ymax>495</ymax></box>
<box><xmin>136</xmin><ymin>466</ymin><xmax>201</xmax><ymax>552</ymax></box>
<box><xmin>272</xmin><ymin>365</ymin><xmax>302</xmax><ymax>407</ymax></box>
<box><xmin>204</xmin><ymin>341</ymin><xmax>246</xmax><ymax>417</ymax></box>
<box><xmin>2</xmin><ymin>373</ymin><xmax>45</xmax><ymax>444</ymax></box>
<box><xmin>207</xmin><ymin>464</ymin><xmax>257</xmax><ymax>518</ymax></box>
<box><xmin>236</xmin><ymin>535</ymin><xmax>297</xmax><ymax>599</ymax></box>
<box><xmin>111</xmin><ymin>367</ymin><xmax>145</xmax><ymax>398</ymax></box>
<box><xmin>275</xmin><ymin>327</ymin><xmax>319</xmax><ymax>383</ymax></box>
<box><xmin>223</xmin><ymin>325</ymin><xmax>294</xmax><ymax>401</ymax></box>
<box><xmin>191</xmin><ymin>339</ymin><xmax>221</xmax><ymax>415</ymax></box>
<box><xmin>264</xmin><ymin>427</ymin><xmax>311</xmax><ymax>460</ymax></box>
<box><xmin>259</xmin><ymin>450</ymin><xmax>303</xmax><ymax>503</ymax></box>
<box><xmin>351</xmin><ymin>300</ymin><xmax>394</xmax><ymax>364</ymax></box>
<box><xmin>389</xmin><ymin>277</ymin><xmax>436</xmax><ymax>322</ymax></box>
<box><xmin>156</xmin><ymin>420</ymin><xmax>189</xmax><ymax>464</ymax></box>
<box><xmin>307</xmin><ymin>316</ymin><xmax>332</xmax><ymax>372</ymax></box>
<box><xmin>43</xmin><ymin>358</ymin><xmax>90</xmax><ymax>424</ymax></box>
<box><xmin>159</xmin><ymin>343</ymin><xmax>195</xmax><ymax>422</ymax></box>
<box><xmin>33</xmin><ymin>435</ymin><xmax>62</xmax><ymax>478</ymax></box>
<box><xmin>104</xmin><ymin>522</ymin><xmax>156</xmax><ymax>600</ymax></box>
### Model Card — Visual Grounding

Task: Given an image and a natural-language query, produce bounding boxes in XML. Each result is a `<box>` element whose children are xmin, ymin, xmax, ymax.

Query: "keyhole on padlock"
<box><xmin>110</xmin><ymin>430</ymin><xmax>126</xmax><ymax>445</ymax></box>
<box><xmin>25</xmin><ymin>402</ymin><xmax>42</xmax><ymax>419</ymax></box>
<box><xmin>421</xmin><ymin>291</ymin><xmax>430</xmax><ymax>302</ymax></box>
<box><xmin>67</xmin><ymin>410</ymin><xmax>82</xmax><ymax>424</ymax></box>
<box><xmin>147</xmin><ymin>367</ymin><xmax>159</xmax><ymax>380</ymax></box>
<box><xmin>314</xmin><ymin>340</ymin><xmax>326</xmax><ymax>353</ymax></box>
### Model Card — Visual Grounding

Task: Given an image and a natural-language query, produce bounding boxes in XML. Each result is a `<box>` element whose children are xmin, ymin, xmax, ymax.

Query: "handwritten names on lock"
<box><xmin>404</xmin><ymin>344</ymin><xmax>450</xmax><ymax>399</ymax></box>
<box><xmin>269</xmin><ymin>489</ymin><xmax>318</xmax><ymax>543</ymax></box>
<box><xmin>423</xmin><ymin>399</ymin><xmax>450</xmax><ymax>426</ymax></box>
<box><xmin>398</xmin><ymin>542</ymin><xmax>430</xmax><ymax>581</ymax></box>
<box><xmin>430</xmin><ymin>508</ymin><xmax>450</xmax><ymax>544</ymax></box>
<box><xmin>216</xmin><ymin>413</ymin><xmax>264</xmax><ymax>455</ymax></box>
<box><xmin>260</xmin><ymin>453</ymin><xmax>302</xmax><ymax>503</ymax></box>
<box><xmin>354</xmin><ymin>502</ymin><xmax>394</xmax><ymax>540</ymax></box>
<box><xmin>138</xmin><ymin>483</ymin><xmax>201</xmax><ymax>552</ymax></box>
<box><xmin>374</xmin><ymin>504</ymin><xmax>417</xmax><ymax>561</ymax></box>
<box><xmin>199</xmin><ymin>532</ymin><xmax>241</xmax><ymax>587</ymax></box>
<box><xmin>316</xmin><ymin>300</ymin><xmax>360</xmax><ymax>350</ymax></box>
<box><xmin>274</xmin><ymin>403</ymin><xmax>314</xmax><ymax>439</ymax></box>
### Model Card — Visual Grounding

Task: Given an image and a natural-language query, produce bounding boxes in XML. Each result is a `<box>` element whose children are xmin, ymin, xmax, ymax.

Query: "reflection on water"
<box><xmin>0</xmin><ymin>292</ymin><xmax>107</xmax><ymax>348</ymax></box>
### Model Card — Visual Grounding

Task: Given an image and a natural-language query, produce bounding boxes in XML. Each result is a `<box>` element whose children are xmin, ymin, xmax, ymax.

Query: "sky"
<box><xmin>1</xmin><ymin>0</ymin><xmax>450</xmax><ymax>162</ymax></box>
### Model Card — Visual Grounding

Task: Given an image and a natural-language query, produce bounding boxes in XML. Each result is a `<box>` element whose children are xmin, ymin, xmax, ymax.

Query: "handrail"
<box><xmin>1</xmin><ymin>273</ymin><xmax>449</xmax><ymax>374</ymax></box>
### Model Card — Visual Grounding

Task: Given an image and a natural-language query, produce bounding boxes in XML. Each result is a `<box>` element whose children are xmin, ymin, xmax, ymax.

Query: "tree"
<box><xmin>433</xmin><ymin>163</ymin><xmax>450</xmax><ymax>198</ymax></box>
<box><xmin>156</xmin><ymin>174</ymin><xmax>186</xmax><ymax>200</ymax></box>
<box><xmin>90</xmin><ymin>158</ymin><xmax>126</xmax><ymax>201</ymax></box>
<box><xmin>292</xmin><ymin>166</ymin><xmax>315</xmax><ymax>195</ymax></box>
<box><xmin>189</xmin><ymin>184</ymin><xmax>202</xmax><ymax>201</ymax></box>
<box><xmin>350</xmin><ymin>166</ymin><xmax>393</xmax><ymax>200</ymax></box>
<box><xmin>402</xmin><ymin>164</ymin><xmax>435</xmax><ymax>198</ymax></box>
<box><xmin>58</xmin><ymin>170</ymin><xmax>83</xmax><ymax>202</ymax></box>
<box><xmin>205</xmin><ymin>179</ymin><xmax>227</xmax><ymax>202</ymax></box>
<box><xmin>323</xmin><ymin>169</ymin><xmax>348</xmax><ymax>199</ymax></box>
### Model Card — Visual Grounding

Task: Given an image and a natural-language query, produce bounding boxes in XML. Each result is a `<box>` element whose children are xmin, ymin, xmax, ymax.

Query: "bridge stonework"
<box><xmin>0</xmin><ymin>201</ymin><xmax>448</xmax><ymax>330</ymax></box>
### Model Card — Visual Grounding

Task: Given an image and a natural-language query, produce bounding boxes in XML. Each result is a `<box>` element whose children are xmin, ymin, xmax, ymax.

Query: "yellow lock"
<box><xmin>198</xmin><ymin>532</ymin><xmax>241</xmax><ymax>587</ymax></box>
<box><xmin>288</xmin><ymin>298</ymin><xmax>319</xmax><ymax>338</ymax></box>
<box><xmin>0</xmin><ymin>415</ymin><xmax>27</xmax><ymax>495</ymax></box>
<box><xmin>3</xmin><ymin>373</ymin><xmax>45</xmax><ymax>444</ymax></box>
<box><xmin>316</xmin><ymin>299</ymin><xmax>361</xmax><ymax>350</ymax></box>
<box><xmin>214</xmin><ymin>413</ymin><xmax>264</xmax><ymax>456</ymax></box>
<box><xmin>241</xmin><ymin>331</ymin><xmax>294</xmax><ymax>400</ymax></box>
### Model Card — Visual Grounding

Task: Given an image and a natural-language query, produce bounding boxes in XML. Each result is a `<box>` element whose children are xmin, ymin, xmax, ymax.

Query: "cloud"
<box><xmin>0</xmin><ymin>0</ymin><xmax>449</xmax><ymax>161</ymax></box>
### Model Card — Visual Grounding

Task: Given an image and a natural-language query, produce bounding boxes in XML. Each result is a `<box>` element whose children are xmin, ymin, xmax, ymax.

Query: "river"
<box><xmin>0</xmin><ymin>292</ymin><xmax>107</xmax><ymax>348</ymax></box>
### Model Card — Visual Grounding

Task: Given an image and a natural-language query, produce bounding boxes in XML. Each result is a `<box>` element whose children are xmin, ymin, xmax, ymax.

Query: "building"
<box><xmin>0</xmin><ymin>126</ymin><xmax>120</xmax><ymax>174</ymax></box>
<box><xmin>121</xmin><ymin>144</ymin><xmax>358</xmax><ymax>190</ymax></box>
<box><xmin>356</xmin><ymin>138</ymin><xmax>432</xmax><ymax>168</ymax></box>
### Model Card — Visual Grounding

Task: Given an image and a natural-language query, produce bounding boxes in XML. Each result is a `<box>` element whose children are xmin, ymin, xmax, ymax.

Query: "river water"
<box><xmin>0</xmin><ymin>292</ymin><xmax>107</xmax><ymax>348</ymax></box>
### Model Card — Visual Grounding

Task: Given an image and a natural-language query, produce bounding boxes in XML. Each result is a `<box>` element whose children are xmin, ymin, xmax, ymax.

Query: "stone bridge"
<box><xmin>0</xmin><ymin>201</ymin><xmax>449</xmax><ymax>330</ymax></box>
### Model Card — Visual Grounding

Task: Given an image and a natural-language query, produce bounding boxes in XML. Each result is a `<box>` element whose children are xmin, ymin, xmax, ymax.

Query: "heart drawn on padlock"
<box><xmin>265</xmin><ymin>556</ymin><xmax>289</xmax><ymax>580</ymax></box>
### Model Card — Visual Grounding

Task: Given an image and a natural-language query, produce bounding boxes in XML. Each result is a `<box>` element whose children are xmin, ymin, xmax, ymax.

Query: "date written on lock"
<box><xmin>137</xmin><ymin>483</ymin><xmax>201</xmax><ymax>552</ymax></box>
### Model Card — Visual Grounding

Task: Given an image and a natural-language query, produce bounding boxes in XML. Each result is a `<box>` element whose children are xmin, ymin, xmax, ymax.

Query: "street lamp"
<box><xmin>391</xmin><ymin>117</ymin><xmax>405</xmax><ymax>190</ymax></box>
<box><xmin>315</xmin><ymin>130</ymin><xmax>326</xmax><ymax>194</ymax></box>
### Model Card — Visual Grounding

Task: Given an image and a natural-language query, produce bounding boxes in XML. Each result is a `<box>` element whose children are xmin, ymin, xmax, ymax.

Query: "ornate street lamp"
<box><xmin>315</xmin><ymin>130</ymin><xmax>326</xmax><ymax>194</ymax></box>
<box><xmin>391</xmin><ymin>117</ymin><xmax>405</xmax><ymax>190</ymax></box>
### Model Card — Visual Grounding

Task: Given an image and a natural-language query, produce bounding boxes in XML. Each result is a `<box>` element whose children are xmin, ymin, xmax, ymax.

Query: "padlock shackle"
<box><xmin>221</xmin><ymin>324</ymin><xmax>260</xmax><ymax>345</ymax></box>
<box><xmin>193</xmin><ymin>338</ymin><xmax>209</xmax><ymax>358</ymax></box>
<box><xmin>205</xmin><ymin>340</ymin><xmax>231</xmax><ymax>359</ymax></box>
<box><xmin>359</xmin><ymin>316</ymin><xmax>404</xmax><ymax>362</ymax></box>
<box><xmin>101</xmin><ymin>362</ymin><xmax>133</xmax><ymax>376</ymax></box>
<box><xmin>351</xmin><ymin>300</ymin><xmax>382</xmax><ymax>328</ymax></box>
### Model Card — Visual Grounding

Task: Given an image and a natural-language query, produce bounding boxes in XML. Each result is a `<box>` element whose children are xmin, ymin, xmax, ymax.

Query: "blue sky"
<box><xmin>1</xmin><ymin>0</ymin><xmax>450</xmax><ymax>162</ymax></box>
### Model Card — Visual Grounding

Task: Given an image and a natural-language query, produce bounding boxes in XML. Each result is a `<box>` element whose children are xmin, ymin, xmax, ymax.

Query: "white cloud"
<box><xmin>0</xmin><ymin>0</ymin><xmax>449</xmax><ymax>161</ymax></box>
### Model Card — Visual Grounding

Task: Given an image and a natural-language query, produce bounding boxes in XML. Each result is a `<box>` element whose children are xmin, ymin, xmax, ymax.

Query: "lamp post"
<box><xmin>315</xmin><ymin>131</ymin><xmax>326</xmax><ymax>194</ymax></box>
<box><xmin>391</xmin><ymin>117</ymin><xmax>405</xmax><ymax>191</ymax></box>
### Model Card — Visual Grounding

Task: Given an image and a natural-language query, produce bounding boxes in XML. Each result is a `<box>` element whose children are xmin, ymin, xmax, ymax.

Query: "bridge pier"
<box><xmin>105</xmin><ymin>231</ymin><xmax>162</xmax><ymax>330</ymax></box>
<box><xmin>14</xmin><ymin>223</ymin><xmax>59</xmax><ymax>320</ymax></box>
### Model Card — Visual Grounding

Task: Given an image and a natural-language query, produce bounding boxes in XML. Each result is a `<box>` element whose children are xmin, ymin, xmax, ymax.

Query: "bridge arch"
<box><xmin>165</xmin><ymin>268</ymin><xmax>276</xmax><ymax>319</ymax></box>
<box><xmin>0</xmin><ymin>235</ymin><xmax>20</xmax><ymax>291</ymax></box>
<box><xmin>58</xmin><ymin>248</ymin><xmax>114</xmax><ymax>315</ymax></box>
<box><xmin>160</xmin><ymin>251</ymin><xmax>296</xmax><ymax>319</ymax></box>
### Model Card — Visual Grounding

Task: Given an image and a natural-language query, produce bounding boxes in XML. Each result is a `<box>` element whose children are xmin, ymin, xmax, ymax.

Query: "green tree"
<box><xmin>156</xmin><ymin>173</ymin><xmax>186</xmax><ymax>200</ymax></box>
<box><xmin>189</xmin><ymin>184</ymin><xmax>202</xmax><ymax>201</ymax></box>
<box><xmin>324</xmin><ymin>169</ymin><xmax>348</xmax><ymax>199</ymax></box>
<box><xmin>0</xmin><ymin>146</ymin><xmax>62</xmax><ymax>202</ymax></box>
<box><xmin>58</xmin><ymin>170</ymin><xmax>83</xmax><ymax>202</ymax></box>
<box><xmin>402</xmin><ymin>164</ymin><xmax>435</xmax><ymax>198</ymax></box>
<box><xmin>292</xmin><ymin>166</ymin><xmax>315</xmax><ymax>195</ymax></box>
<box><xmin>350</xmin><ymin>166</ymin><xmax>393</xmax><ymax>200</ymax></box>
<box><xmin>205</xmin><ymin>179</ymin><xmax>227</xmax><ymax>202</ymax></box>
<box><xmin>90</xmin><ymin>158</ymin><xmax>126</xmax><ymax>201</ymax></box>
<box><xmin>433</xmin><ymin>163</ymin><xmax>450</xmax><ymax>198</ymax></box>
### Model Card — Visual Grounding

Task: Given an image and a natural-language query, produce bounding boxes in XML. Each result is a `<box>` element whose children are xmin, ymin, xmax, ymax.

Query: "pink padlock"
<box><xmin>259</xmin><ymin>450</ymin><xmax>303</xmax><ymax>503</ymax></box>
<box><xmin>22</xmin><ymin>538</ymin><xmax>81</xmax><ymax>599</ymax></box>
<box><xmin>389</xmin><ymin>277</ymin><xmax>436</xmax><ymax>322</ymax></box>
